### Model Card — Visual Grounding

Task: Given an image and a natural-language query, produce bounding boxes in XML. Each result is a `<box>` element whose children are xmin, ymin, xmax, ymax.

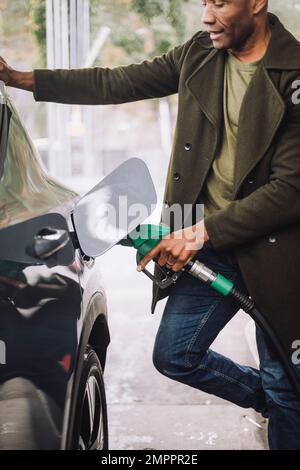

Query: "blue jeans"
<box><xmin>153</xmin><ymin>241</ymin><xmax>300</xmax><ymax>450</ymax></box>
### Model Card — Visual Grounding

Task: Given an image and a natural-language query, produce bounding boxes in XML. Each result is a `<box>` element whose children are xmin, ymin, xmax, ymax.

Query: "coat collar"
<box><xmin>263</xmin><ymin>13</ymin><xmax>300</xmax><ymax>70</ymax></box>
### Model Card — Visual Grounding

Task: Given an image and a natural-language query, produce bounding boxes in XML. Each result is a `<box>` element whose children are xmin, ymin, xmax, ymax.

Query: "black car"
<box><xmin>0</xmin><ymin>83</ymin><xmax>156</xmax><ymax>449</ymax></box>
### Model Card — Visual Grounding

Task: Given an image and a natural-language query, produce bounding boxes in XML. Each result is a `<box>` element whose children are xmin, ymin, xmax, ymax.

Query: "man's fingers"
<box><xmin>158</xmin><ymin>251</ymin><xmax>169</xmax><ymax>267</ymax></box>
<box><xmin>170</xmin><ymin>245</ymin><xmax>184</xmax><ymax>259</ymax></box>
<box><xmin>171</xmin><ymin>254</ymin><xmax>193</xmax><ymax>273</ymax></box>
<box><xmin>137</xmin><ymin>244</ymin><xmax>161</xmax><ymax>271</ymax></box>
<box><xmin>0</xmin><ymin>58</ymin><xmax>7</xmax><ymax>70</ymax></box>
<box><xmin>136</xmin><ymin>234</ymin><xmax>198</xmax><ymax>273</ymax></box>
<box><xmin>0</xmin><ymin>58</ymin><xmax>9</xmax><ymax>85</ymax></box>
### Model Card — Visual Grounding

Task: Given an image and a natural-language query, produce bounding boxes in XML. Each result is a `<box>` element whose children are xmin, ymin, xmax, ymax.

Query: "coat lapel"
<box><xmin>186</xmin><ymin>46</ymin><xmax>285</xmax><ymax>199</ymax></box>
<box><xmin>186</xmin><ymin>48</ymin><xmax>226</xmax><ymax>147</ymax></box>
<box><xmin>233</xmin><ymin>65</ymin><xmax>285</xmax><ymax>198</ymax></box>
<box><xmin>233</xmin><ymin>12</ymin><xmax>300</xmax><ymax>197</ymax></box>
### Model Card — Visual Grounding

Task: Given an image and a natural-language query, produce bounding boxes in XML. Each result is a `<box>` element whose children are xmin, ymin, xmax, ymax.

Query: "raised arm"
<box><xmin>0</xmin><ymin>38</ymin><xmax>194</xmax><ymax>105</ymax></box>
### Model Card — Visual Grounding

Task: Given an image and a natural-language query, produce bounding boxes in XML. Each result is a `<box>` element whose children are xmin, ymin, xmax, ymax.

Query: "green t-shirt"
<box><xmin>202</xmin><ymin>51</ymin><xmax>261</xmax><ymax>217</ymax></box>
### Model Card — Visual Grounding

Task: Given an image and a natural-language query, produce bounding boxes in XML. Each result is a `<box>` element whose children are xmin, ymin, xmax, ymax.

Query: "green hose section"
<box><xmin>211</xmin><ymin>274</ymin><xmax>234</xmax><ymax>296</ymax></box>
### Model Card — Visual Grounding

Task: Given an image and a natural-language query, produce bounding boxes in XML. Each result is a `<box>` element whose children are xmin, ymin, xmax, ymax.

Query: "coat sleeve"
<box><xmin>205</xmin><ymin>88</ymin><xmax>300</xmax><ymax>251</ymax></box>
<box><xmin>33</xmin><ymin>39</ymin><xmax>194</xmax><ymax>105</ymax></box>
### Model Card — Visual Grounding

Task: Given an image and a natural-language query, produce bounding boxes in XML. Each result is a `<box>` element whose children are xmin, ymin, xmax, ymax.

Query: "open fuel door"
<box><xmin>72</xmin><ymin>157</ymin><xmax>157</xmax><ymax>258</ymax></box>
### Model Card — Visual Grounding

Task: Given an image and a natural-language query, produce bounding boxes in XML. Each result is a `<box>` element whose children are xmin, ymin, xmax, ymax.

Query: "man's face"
<box><xmin>201</xmin><ymin>0</ymin><xmax>258</xmax><ymax>50</ymax></box>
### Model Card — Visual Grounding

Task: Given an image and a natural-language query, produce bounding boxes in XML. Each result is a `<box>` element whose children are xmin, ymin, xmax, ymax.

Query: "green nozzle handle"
<box><xmin>121</xmin><ymin>224</ymin><xmax>171</xmax><ymax>264</ymax></box>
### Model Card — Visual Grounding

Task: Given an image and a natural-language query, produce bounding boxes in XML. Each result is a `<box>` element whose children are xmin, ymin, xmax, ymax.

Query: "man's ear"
<box><xmin>253</xmin><ymin>0</ymin><xmax>268</xmax><ymax>15</ymax></box>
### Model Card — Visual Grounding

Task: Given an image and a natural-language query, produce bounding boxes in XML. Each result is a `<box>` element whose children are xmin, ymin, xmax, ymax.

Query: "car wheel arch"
<box><xmin>62</xmin><ymin>292</ymin><xmax>110</xmax><ymax>449</ymax></box>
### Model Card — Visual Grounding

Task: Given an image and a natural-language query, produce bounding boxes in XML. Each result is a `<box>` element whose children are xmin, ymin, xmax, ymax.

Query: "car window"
<box><xmin>0</xmin><ymin>89</ymin><xmax>78</xmax><ymax>231</ymax></box>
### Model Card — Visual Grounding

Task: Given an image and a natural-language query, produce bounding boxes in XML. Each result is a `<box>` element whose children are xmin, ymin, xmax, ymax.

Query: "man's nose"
<box><xmin>201</xmin><ymin>5</ymin><xmax>216</xmax><ymax>26</ymax></box>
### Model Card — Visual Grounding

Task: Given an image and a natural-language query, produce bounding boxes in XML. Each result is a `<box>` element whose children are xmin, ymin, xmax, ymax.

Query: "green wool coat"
<box><xmin>33</xmin><ymin>13</ymin><xmax>300</xmax><ymax>363</ymax></box>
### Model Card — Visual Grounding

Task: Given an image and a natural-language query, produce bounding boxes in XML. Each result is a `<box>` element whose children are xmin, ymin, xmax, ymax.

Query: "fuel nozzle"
<box><xmin>119</xmin><ymin>224</ymin><xmax>183</xmax><ymax>288</ymax></box>
<box><xmin>120</xmin><ymin>224</ymin><xmax>171</xmax><ymax>264</ymax></box>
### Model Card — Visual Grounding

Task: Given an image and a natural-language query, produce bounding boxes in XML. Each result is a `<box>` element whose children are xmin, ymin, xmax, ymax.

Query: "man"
<box><xmin>1</xmin><ymin>0</ymin><xmax>300</xmax><ymax>449</ymax></box>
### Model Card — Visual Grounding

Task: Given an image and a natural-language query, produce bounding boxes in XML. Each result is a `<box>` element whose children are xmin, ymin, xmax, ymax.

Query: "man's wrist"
<box><xmin>186</xmin><ymin>221</ymin><xmax>209</xmax><ymax>248</ymax></box>
<box><xmin>193</xmin><ymin>221</ymin><xmax>209</xmax><ymax>242</ymax></box>
<box><xmin>9</xmin><ymin>70</ymin><xmax>34</xmax><ymax>92</ymax></box>
<box><xmin>204</xmin><ymin>225</ymin><xmax>210</xmax><ymax>243</ymax></box>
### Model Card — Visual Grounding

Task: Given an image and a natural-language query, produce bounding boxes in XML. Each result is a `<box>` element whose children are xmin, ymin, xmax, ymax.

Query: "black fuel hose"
<box><xmin>186</xmin><ymin>260</ymin><xmax>300</xmax><ymax>401</ymax></box>
<box><xmin>232</xmin><ymin>287</ymin><xmax>300</xmax><ymax>401</ymax></box>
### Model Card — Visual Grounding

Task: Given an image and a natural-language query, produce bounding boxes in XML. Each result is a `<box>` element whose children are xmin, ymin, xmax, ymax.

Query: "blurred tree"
<box><xmin>28</xmin><ymin>0</ymin><xmax>191</xmax><ymax>66</ymax></box>
<box><xmin>13</xmin><ymin>0</ymin><xmax>300</xmax><ymax>67</ymax></box>
<box><xmin>29</xmin><ymin>0</ymin><xmax>46</xmax><ymax>65</ymax></box>
<box><xmin>131</xmin><ymin>0</ymin><xmax>189</xmax><ymax>53</ymax></box>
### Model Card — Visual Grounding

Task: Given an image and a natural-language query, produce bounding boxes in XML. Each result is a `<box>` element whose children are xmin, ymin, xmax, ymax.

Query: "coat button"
<box><xmin>173</xmin><ymin>173</ymin><xmax>181</xmax><ymax>182</ymax></box>
<box><xmin>185</xmin><ymin>143</ymin><xmax>192</xmax><ymax>151</ymax></box>
<box><xmin>248</xmin><ymin>177</ymin><xmax>255</xmax><ymax>184</ymax></box>
<box><xmin>268</xmin><ymin>235</ymin><xmax>276</xmax><ymax>244</ymax></box>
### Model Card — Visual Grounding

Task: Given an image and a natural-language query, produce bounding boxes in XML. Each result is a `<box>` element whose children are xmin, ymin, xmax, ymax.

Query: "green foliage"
<box><xmin>5</xmin><ymin>0</ymin><xmax>300</xmax><ymax>66</ymax></box>
<box><xmin>28</xmin><ymin>0</ymin><xmax>191</xmax><ymax>65</ymax></box>
<box><xmin>131</xmin><ymin>0</ymin><xmax>190</xmax><ymax>54</ymax></box>
<box><xmin>132</xmin><ymin>0</ymin><xmax>164</xmax><ymax>20</ymax></box>
<box><xmin>113</xmin><ymin>30</ymin><xmax>145</xmax><ymax>59</ymax></box>
<box><xmin>29</xmin><ymin>0</ymin><xmax>46</xmax><ymax>66</ymax></box>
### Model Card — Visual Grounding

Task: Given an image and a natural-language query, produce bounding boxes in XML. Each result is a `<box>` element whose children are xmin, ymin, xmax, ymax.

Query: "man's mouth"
<box><xmin>208</xmin><ymin>30</ymin><xmax>224</xmax><ymax>40</ymax></box>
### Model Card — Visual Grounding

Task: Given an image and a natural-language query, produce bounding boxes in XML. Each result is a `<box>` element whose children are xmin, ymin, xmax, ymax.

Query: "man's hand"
<box><xmin>0</xmin><ymin>57</ymin><xmax>12</xmax><ymax>85</ymax></box>
<box><xmin>0</xmin><ymin>57</ymin><xmax>34</xmax><ymax>91</ymax></box>
<box><xmin>137</xmin><ymin>222</ymin><xmax>209</xmax><ymax>273</ymax></box>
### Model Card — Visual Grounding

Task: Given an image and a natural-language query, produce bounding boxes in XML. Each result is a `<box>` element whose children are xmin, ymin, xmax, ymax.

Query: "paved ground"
<box><xmin>99</xmin><ymin>245</ymin><xmax>268</xmax><ymax>450</ymax></box>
